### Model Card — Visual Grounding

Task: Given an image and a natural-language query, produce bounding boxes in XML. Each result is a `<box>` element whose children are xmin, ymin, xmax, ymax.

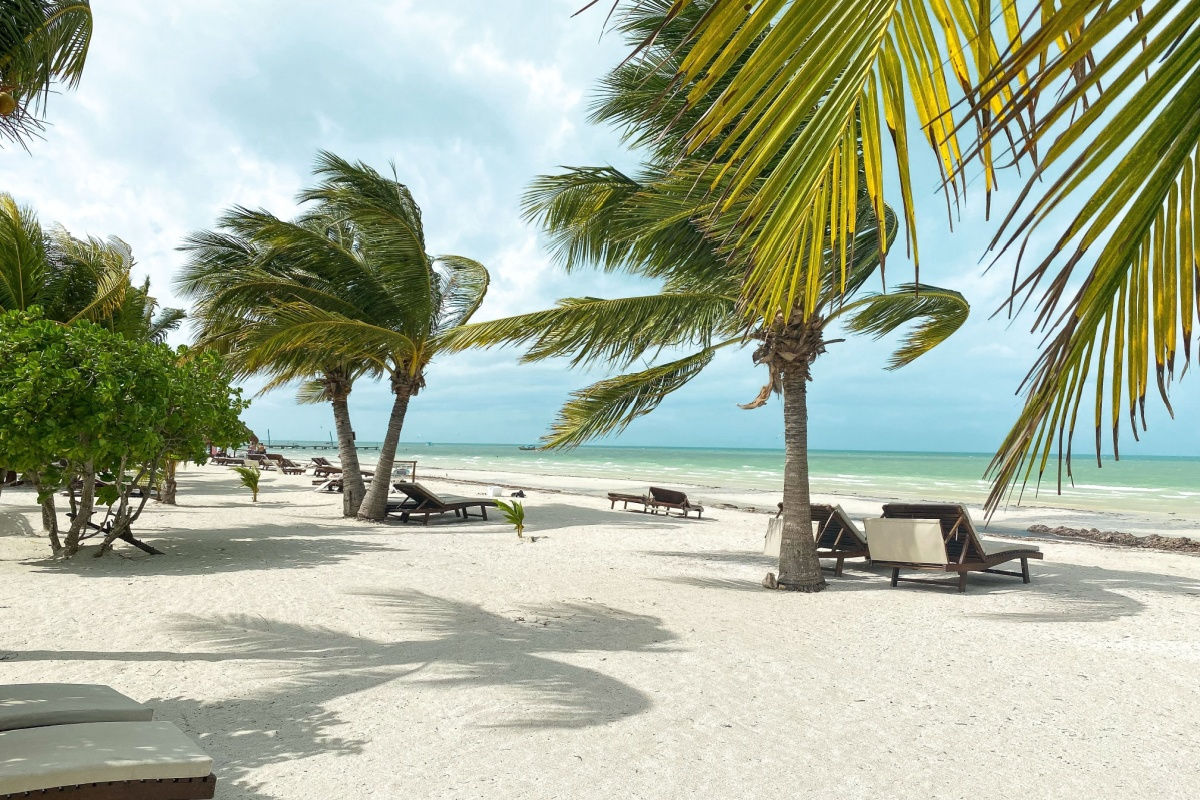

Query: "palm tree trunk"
<box><xmin>775</xmin><ymin>363</ymin><xmax>826</xmax><ymax>592</ymax></box>
<box><xmin>357</xmin><ymin>385</ymin><xmax>412</xmax><ymax>521</ymax></box>
<box><xmin>330</xmin><ymin>388</ymin><xmax>367</xmax><ymax>517</ymax></box>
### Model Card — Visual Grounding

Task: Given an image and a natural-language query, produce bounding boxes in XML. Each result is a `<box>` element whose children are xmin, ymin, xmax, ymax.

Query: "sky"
<box><xmin>5</xmin><ymin>1</ymin><xmax>1198</xmax><ymax>458</ymax></box>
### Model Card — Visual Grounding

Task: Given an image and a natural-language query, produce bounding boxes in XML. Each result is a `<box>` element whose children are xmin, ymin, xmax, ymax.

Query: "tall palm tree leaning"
<box><xmin>178</xmin><ymin>152</ymin><xmax>490</xmax><ymax>520</ymax></box>
<box><xmin>0</xmin><ymin>0</ymin><xmax>92</xmax><ymax>145</ymax></box>
<box><xmin>444</xmin><ymin>2</ymin><xmax>969</xmax><ymax>592</ymax></box>
<box><xmin>588</xmin><ymin>0</ymin><xmax>1200</xmax><ymax>511</ymax></box>
<box><xmin>178</xmin><ymin>212</ymin><xmax>372</xmax><ymax>517</ymax></box>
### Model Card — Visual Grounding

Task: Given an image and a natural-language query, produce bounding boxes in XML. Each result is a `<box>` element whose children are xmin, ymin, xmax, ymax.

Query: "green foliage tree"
<box><xmin>447</xmin><ymin>3</ymin><xmax>969</xmax><ymax>591</ymax></box>
<box><xmin>592</xmin><ymin>0</ymin><xmax>1200</xmax><ymax>509</ymax></box>
<box><xmin>0</xmin><ymin>0</ymin><xmax>92</xmax><ymax>145</ymax></box>
<box><xmin>0</xmin><ymin>309</ymin><xmax>247</xmax><ymax>557</ymax></box>
<box><xmin>179</xmin><ymin>151</ymin><xmax>490</xmax><ymax>522</ymax></box>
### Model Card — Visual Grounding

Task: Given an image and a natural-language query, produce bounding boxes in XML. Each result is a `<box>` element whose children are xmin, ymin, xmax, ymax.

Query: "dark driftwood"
<box><xmin>0</xmin><ymin>774</ymin><xmax>216</xmax><ymax>800</ymax></box>
<box><xmin>878</xmin><ymin>503</ymin><xmax>1043</xmax><ymax>593</ymax></box>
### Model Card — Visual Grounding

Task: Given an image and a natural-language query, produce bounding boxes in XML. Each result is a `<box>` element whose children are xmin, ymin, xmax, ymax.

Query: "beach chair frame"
<box><xmin>389</xmin><ymin>482</ymin><xmax>498</xmax><ymax>525</ymax></box>
<box><xmin>1</xmin><ymin>774</ymin><xmax>217</xmax><ymax>800</ymax></box>
<box><xmin>811</xmin><ymin>504</ymin><xmax>870</xmax><ymax>576</ymax></box>
<box><xmin>875</xmin><ymin>503</ymin><xmax>1043</xmax><ymax>592</ymax></box>
<box><xmin>647</xmin><ymin>487</ymin><xmax>704</xmax><ymax>518</ymax></box>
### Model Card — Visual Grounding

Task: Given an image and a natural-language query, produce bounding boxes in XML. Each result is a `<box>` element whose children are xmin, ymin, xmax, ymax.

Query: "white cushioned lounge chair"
<box><xmin>0</xmin><ymin>721</ymin><xmax>216</xmax><ymax>799</ymax></box>
<box><xmin>866</xmin><ymin>506</ymin><xmax>1042</xmax><ymax>593</ymax></box>
<box><xmin>0</xmin><ymin>683</ymin><xmax>153</xmax><ymax>732</ymax></box>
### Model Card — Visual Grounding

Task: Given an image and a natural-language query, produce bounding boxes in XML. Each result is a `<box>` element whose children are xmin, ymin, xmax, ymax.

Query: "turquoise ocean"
<box><xmin>262</xmin><ymin>441</ymin><xmax>1200</xmax><ymax>519</ymax></box>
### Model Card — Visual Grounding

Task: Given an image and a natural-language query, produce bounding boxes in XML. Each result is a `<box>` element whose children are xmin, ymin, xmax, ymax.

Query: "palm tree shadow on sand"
<box><xmin>17</xmin><ymin>590</ymin><xmax>676</xmax><ymax>799</ymax></box>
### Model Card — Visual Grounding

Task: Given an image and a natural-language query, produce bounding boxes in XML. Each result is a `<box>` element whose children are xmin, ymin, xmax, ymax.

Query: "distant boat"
<box><xmin>518</xmin><ymin>445</ymin><xmax>537</xmax><ymax>451</ymax></box>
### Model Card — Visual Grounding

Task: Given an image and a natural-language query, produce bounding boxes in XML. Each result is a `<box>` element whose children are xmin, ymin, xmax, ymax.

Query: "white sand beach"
<box><xmin>2</xmin><ymin>465</ymin><xmax>1199</xmax><ymax>800</ymax></box>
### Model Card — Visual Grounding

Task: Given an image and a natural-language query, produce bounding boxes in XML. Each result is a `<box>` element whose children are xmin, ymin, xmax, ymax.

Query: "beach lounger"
<box><xmin>266</xmin><ymin>454</ymin><xmax>305</xmax><ymax>475</ymax></box>
<box><xmin>312</xmin><ymin>470</ymin><xmax>374</xmax><ymax>491</ymax></box>
<box><xmin>607</xmin><ymin>491</ymin><xmax>649</xmax><ymax>511</ymax></box>
<box><xmin>867</xmin><ymin>503</ymin><xmax>1043</xmax><ymax>592</ymax></box>
<box><xmin>812</xmin><ymin>504</ymin><xmax>870</xmax><ymax>576</ymax></box>
<box><xmin>309</xmin><ymin>457</ymin><xmax>342</xmax><ymax>478</ymax></box>
<box><xmin>0</xmin><ymin>684</ymin><xmax>153</xmax><ymax>732</ymax></box>
<box><xmin>0</xmin><ymin>721</ymin><xmax>215</xmax><ymax>799</ymax></box>
<box><xmin>388</xmin><ymin>482</ymin><xmax>498</xmax><ymax>525</ymax></box>
<box><xmin>648</xmin><ymin>487</ymin><xmax>704</xmax><ymax>518</ymax></box>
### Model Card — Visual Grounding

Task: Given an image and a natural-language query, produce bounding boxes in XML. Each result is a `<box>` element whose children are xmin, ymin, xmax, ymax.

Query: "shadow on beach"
<box><xmin>0</xmin><ymin>507</ymin><xmax>36</xmax><ymax>538</ymax></box>
<box><xmin>19</xmin><ymin>521</ymin><xmax>396</xmax><ymax>577</ymax></box>
<box><xmin>524</xmin><ymin>503</ymin><xmax>707</xmax><ymax>533</ymax></box>
<box><xmin>11</xmin><ymin>590</ymin><xmax>675</xmax><ymax>799</ymax></box>
<box><xmin>644</xmin><ymin>547</ymin><xmax>1200</xmax><ymax>622</ymax></box>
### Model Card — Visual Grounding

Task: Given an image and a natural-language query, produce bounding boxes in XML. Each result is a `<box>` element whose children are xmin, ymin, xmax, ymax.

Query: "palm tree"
<box><xmin>0</xmin><ymin>0</ymin><xmax>92</xmax><ymax>145</ymax></box>
<box><xmin>179</xmin><ymin>152</ymin><xmax>490</xmax><ymax>521</ymax></box>
<box><xmin>178</xmin><ymin>214</ymin><xmax>372</xmax><ymax>517</ymax></box>
<box><xmin>0</xmin><ymin>193</ymin><xmax>128</xmax><ymax>321</ymax></box>
<box><xmin>590</xmin><ymin>0</ymin><xmax>1200</xmax><ymax>511</ymax></box>
<box><xmin>445</xmin><ymin>3</ymin><xmax>969</xmax><ymax>592</ymax></box>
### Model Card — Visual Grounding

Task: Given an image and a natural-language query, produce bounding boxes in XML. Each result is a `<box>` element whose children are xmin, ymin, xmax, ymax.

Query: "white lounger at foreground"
<box><xmin>0</xmin><ymin>721</ymin><xmax>215</xmax><ymax>797</ymax></box>
<box><xmin>0</xmin><ymin>683</ymin><xmax>153</xmax><ymax>732</ymax></box>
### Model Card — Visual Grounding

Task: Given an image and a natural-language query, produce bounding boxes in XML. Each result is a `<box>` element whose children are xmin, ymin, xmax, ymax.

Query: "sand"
<box><xmin>2</xmin><ymin>465</ymin><xmax>1199</xmax><ymax>800</ymax></box>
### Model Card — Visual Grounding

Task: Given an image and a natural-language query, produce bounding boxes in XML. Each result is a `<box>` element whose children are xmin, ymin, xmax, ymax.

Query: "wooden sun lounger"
<box><xmin>811</xmin><ymin>504</ymin><xmax>870</xmax><ymax>576</ymax></box>
<box><xmin>607</xmin><ymin>491</ymin><xmax>648</xmax><ymax>511</ymax></box>
<box><xmin>867</xmin><ymin>503</ymin><xmax>1043</xmax><ymax>593</ymax></box>
<box><xmin>309</xmin><ymin>457</ymin><xmax>342</xmax><ymax>478</ymax></box>
<box><xmin>388</xmin><ymin>482</ymin><xmax>498</xmax><ymax>525</ymax></box>
<box><xmin>0</xmin><ymin>721</ymin><xmax>215</xmax><ymax>799</ymax></box>
<box><xmin>265</xmin><ymin>454</ymin><xmax>305</xmax><ymax>475</ymax></box>
<box><xmin>648</xmin><ymin>487</ymin><xmax>704</xmax><ymax>518</ymax></box>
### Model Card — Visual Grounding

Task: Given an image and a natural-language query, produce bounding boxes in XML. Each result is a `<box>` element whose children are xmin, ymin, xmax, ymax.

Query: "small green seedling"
<box><xmin>494</xmin><ymin>499</ymin><xmax>526</xmax><ymax>539</ymax></box>
<box><xmin>231</xmin><ymin>465</ymin><xmax>261</xmax><ymax>502</ymax></box>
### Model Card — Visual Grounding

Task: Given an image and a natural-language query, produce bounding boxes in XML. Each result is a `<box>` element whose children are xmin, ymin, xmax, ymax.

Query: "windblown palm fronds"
<box><xmin>0</xmin><ymin>0</ymin><xmax>93</xmax><ymax>145</ymax></box>
<box><xmin>958</xmin><ymin>3</ymin><xmax>1200</xmax><ymax>509</ymax></box>
<box><xmin>592</xmin><ymin>0</ymin><xmax>1199</xmax><ymax>513</ymax></box>
<box><xmin>583</xmin><ymin>0</ymin><xmax>1019</xmax><ymax>320</ymax></box>
<box><xmin>0</xmin><ymin>193</ymin><xmax>138</xmax><ymax>326</ymax></box>
<box><xmin>457</xmin><ymin>1</ymin><xmax>972</xmax><ymax>447</ymax></box>
<box><xmin>178</xmin><ymin>151</ymin><xmax>489</xmax><ymax>520</ymax></box>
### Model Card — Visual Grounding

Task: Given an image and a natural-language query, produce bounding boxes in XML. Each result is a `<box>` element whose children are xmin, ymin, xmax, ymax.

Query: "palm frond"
<box><xmin>148</xmin><ymin>306</ymin><xmax>186</xmax><ymax>342</ymax></box>
<box><xmin>0</xmin><ymin>1</ymin><xmax>93</xmax><ymax>145</ymax></box>
<box><xmin>962</xmin><ymin>3</ymin><xmax>1200</xmax><ymax>510</ymax></box>
<box><xmin>53</xmin><ymin>233</ymin><xmax>131</xmax><ymax>324</ymax></box>
<box><xmin>603</xmin><ymin>0</ymin><xmax>1017</xmax><ymax>321</ymax></box>
<box><xmin>441</xmin><ymin>292</ymin><xmax>739</xmax><ymax>368</ymax></box>
<box><xmin>542</xmin><ymin>345</ymin><xmax>726</xmax><ymax>449</ymax></box>
<box><xmin>0</xmin><ymin>192</ymin><xmax>47</xmax><ymax>311</ymax></box>
<box><xmin>299</xmin><ymin>151</ymin><xmax>435</xmax><ymax>326</ymax></box>
<box><xmin>294</xmin><ymin>378</ymin><xmax>331</xmax><ymax>405</ymax></box>
<box><xmin>240</xmin><ymin>301</ymin><xmax>419</xmax><ymax>377</ymax></box>
<box><xmin>433</xmin><ymin>255</ymin><xmax>490</xmax><ymax>333</ymax></box>
<box><xmin>834</xmin><ymin>283</ymin><xmax>970</xmax><ymax>370</ymax></box>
